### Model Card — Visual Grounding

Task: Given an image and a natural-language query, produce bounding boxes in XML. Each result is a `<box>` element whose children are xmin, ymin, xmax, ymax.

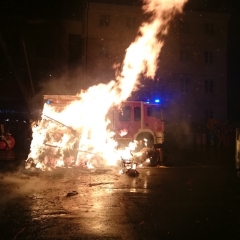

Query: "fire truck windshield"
<box><xmin>119</xmin><ymin>105</ymin><xmax>141</xmax><ymax>122</ymax></box>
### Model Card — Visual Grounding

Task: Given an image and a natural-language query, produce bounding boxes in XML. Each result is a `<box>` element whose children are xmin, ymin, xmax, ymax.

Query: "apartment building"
<box><xmin>82</xmin><ymin>2</ymin><xmax>229</xmax><ymax>125</ymax></box>
<box><xmin>157</xmin><ymin>10</ymin><xmax>229</xmax><ymax>125</ymax></box>
<box><xmin>83</xmin><ymin>2</ymin><xmax>143</xmax><ymax>85</ymax></box>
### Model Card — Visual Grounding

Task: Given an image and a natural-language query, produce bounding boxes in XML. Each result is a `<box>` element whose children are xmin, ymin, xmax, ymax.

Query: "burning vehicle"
<box><xmin>25</xmin><ymin>95</ymin><xmax>164</xmax><ymax>172</ymax></box>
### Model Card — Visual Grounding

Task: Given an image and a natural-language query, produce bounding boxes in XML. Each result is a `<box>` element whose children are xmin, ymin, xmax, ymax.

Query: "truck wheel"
<box><xmin>136</xmin><ymin>133</ymin><xmax>154</xmax><ymax>147</ymax></box>
<box><xmin>158</xmin><ymin>149</ymin><xmax>163</xmax><ymax>165</ymax></box>
<box><xmin>150</xmin><ymin>149</ymin><xmax>164</xmax><ymax>166</ymax></box>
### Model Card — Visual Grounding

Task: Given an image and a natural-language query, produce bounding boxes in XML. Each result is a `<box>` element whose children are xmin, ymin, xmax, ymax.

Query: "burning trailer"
<box><xmin>25</xmin><ymin>95</ymin><xmax>164</xmax><ymax>172</ymax></box>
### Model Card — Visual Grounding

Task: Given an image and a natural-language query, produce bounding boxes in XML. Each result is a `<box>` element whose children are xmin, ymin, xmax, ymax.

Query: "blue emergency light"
<box><xmin>144</xmin><ymin>98</ymin><xmax>161</xmax><ymax>104</ymax></box>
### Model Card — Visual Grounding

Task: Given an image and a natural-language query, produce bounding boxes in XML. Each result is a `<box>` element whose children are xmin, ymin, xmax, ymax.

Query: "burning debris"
<box><xmin>25</xmin><ymin>114</ymin><xmax>80</xmax><ymax>171</ymax></box>
<box><xmin>119</xmin><ymin>141</ymin><xmax>162</xmax><ymax>175</ymax></box>
<box><xmin>25</xmin><ymin>0</ymin><xmax>187</xmax><ymax>172</ymax></box>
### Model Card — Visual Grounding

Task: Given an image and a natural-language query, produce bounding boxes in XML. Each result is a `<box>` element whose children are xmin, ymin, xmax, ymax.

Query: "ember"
<box><xmin>25</xmin><ymin>0</ymin><xmax>188</xmax><ymax>171</ymax></box>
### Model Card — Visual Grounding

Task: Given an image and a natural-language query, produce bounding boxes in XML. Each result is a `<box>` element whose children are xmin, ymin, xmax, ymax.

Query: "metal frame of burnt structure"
<box><xmin>25</xmin><ymin>114</ymin><xmax>79</xmax><ymax>170</ymax></box>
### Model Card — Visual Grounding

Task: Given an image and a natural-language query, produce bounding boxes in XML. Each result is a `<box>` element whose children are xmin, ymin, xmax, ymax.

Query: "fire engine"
<box><xmin>43</xmin><ymin>95</ymin><xmax>165</xmax><ymax>166</ymax></box>
<box><xmin>108</xmin><ymin>100</ymin><xmax>165</xmax><ymax>168</ymax></box>
<box><xmin>108</xmin><ymin>100</ymin><xmax>164</xmax><ymax>146</ymax></box>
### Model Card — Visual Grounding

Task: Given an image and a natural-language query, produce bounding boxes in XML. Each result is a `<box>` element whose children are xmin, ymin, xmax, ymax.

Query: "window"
<box><xmin>134</xmin><ymin>106</ymin><xmax>141</xmax><ymax>121</ymax></box>
<box><xmin>205</xmin><ymin>23</ymin><xmax>214</xmax><ymax>35</ymax></box>
<box><xmin>204</xmin><ymin>51</ymin><xmax>213</xmax><ymax>63</ymax></box>
<box><xmin>180</xmin><ymin>50</ymin><xmax>189</xmax><ymax>62</ymax></box>
<box><xmin>204</xmin><ymin>80</ymin><xmax>213</xmax><ymax>94</ymax></box>
<box><xmin>119</xmin><ymin>106</ymin><xmax>131</xmax><ymax>121</ymax></box>
<box><xmin>179</xmin><ymin>21</ymin><xmax>189</xmax><ymax>33</ymax></box>
<box><xmin>99</xmin><ymin>15</ymin><xmax>110</xmax><ymax>26</ymax></box>
<box><xmin>126</xmin><ymin>17</ymin><xmax>139</xmax><ymax>28</ymax></box>
<box><xmin>147</xmin><ymin>106</ymin><xmax>161</xmax><ymax>119</ymax></box>
<box><xmin>180</xmin><ymin>78</ymin><xmax>189</xmax><ymax>93</ymax></box>
<box><xmin>205</xmin><ymin>110</ymin><xmax>213</xmax><ymax>119</ymax></box>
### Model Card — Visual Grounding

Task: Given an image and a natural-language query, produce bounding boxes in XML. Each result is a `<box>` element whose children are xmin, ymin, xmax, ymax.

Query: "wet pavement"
<box><xmin>0</xmin><ymin>147</ymin><xmax>240</xmax><ymax>240</ymax></box>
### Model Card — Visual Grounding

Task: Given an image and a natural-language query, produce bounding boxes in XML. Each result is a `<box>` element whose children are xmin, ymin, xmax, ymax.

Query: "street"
<box><xmin>0</xmin><ymin>148</ymin><xmax>240</xmax><ymax>240</ymax></box>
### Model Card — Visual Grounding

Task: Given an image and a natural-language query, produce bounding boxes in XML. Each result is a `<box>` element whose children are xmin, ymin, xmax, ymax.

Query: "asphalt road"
<box><xmin>0</xmin><ymin>147</ymin><xmax>240</xmax><ymax>240</ymax></box>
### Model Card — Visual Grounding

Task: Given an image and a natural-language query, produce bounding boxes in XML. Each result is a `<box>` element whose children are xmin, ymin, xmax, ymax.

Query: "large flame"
<box><xmin>26</xmin><ymin>0</ymin><xmax>187</xmax><ymax>170</ymax></box>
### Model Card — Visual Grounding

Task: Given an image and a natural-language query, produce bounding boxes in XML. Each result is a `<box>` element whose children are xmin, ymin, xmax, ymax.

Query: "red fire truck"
<box><xmin>108</xmin><ymin>101</ymin><xmax>164</xmax><ymax>147</ymax></box>
<box><xmin>43</xmin><ymin>95</ymin><xmax>165</xmax><ymax>165</ymax></box>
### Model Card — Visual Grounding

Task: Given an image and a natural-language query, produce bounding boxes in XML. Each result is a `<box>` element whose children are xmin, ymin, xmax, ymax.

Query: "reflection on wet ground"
<box><xmin>0</xmin><ymin>146</ymin><xmax>239</xmax><ymax>239</ymax></box>
<box><xmin>1</xmin><ymin>165</ymin><xmax>240</xmax><ymax>240</ymax></box>
<box><xmin>0</xmin><ymin>167</ymin><xmax>142</xmax><ymax>239</ymax></box>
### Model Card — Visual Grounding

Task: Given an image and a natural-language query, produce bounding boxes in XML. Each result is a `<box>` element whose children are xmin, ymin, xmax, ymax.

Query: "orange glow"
<box><xmin>26</xmin><ymin>0</ymin><xmax>187</xmax><ymax>170</ymax></box>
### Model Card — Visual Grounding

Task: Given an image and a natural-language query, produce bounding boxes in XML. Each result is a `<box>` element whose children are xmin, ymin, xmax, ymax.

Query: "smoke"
<box><xmin>0</xmin><ymin>171</ymin><xmax>46</xmax><ymax>204</ymax></box>
<box><xmin>114</xmin><ymin>0</ymin><xmax>188</xmax><ymax>102</ymax></box>
<box><xmin>25</xmin><ymin>0</ymin><xmax>189</xmax><ymax>170</ymax></box>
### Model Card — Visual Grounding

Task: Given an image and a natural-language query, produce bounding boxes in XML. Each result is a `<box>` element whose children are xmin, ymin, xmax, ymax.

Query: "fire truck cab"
<box><xmin>109</xmin><ymin>101</ymin><xmax>164</xmax><ymax>149</ymax></box>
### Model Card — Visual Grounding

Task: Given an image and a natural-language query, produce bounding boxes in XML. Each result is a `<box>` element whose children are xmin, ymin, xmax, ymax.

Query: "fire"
<box><xmin>119</xmin><ymin>128</ymin><xmax>128</xmax><ymax>137</ymax></box>
<box><xmin>26</xmin><ymin>0</ymin><xmax>187</xmax><ymax>170</ymax></box>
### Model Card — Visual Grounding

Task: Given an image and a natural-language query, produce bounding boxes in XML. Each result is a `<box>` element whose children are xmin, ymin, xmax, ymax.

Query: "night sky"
<box><xmin>0</xmin><ymin>0</ymin><xmax>240</xmax><ymax>121</ymax></box>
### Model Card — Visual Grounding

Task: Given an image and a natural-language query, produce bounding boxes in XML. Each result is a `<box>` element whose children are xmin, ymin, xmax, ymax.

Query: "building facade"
<box><xmin>83</xmin><ymin>2</ymin><xmax>229</xmax><ymax>126</ymax></box>
<box><xmin>83</xmin><ymin>2</ymin><xmax>143</xmax><ymax>86</ymax></box>
<box><xmin>157</xmin><ymin>10</ymin><xmax>229</xmax><ymax>125</ymax></box>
